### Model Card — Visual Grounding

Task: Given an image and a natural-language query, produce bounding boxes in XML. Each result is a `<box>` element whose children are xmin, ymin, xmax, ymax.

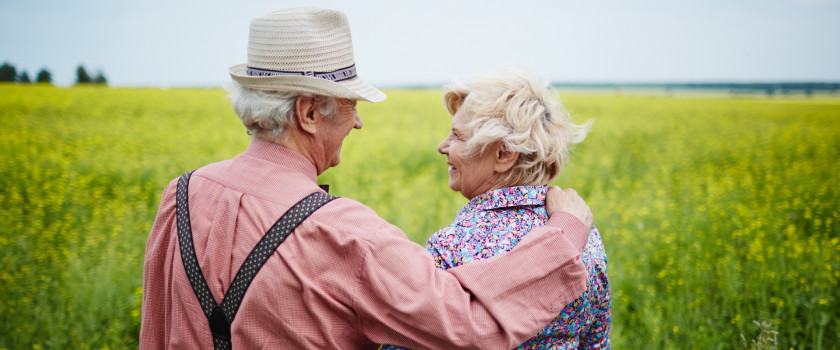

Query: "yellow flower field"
<box><xmin>1</xmin><ymin>84</ymin><xmax>838</xmax><ymax>348</ymax></box>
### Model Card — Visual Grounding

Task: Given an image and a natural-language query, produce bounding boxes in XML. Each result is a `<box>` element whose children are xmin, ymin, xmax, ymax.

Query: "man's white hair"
<box><xmin>225</xmin><ymin>81</ymin><xmax>338</xmax><ymax>139</ymax></box>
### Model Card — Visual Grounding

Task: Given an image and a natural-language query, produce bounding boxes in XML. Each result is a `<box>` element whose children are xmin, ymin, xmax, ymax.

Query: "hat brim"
<box><xmin>229</xmin><ymin>64</ymin><xmax>386</xmax><ymax>103</ymax></box>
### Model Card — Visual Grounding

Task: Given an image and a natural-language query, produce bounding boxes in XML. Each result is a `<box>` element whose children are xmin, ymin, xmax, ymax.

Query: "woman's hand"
<box><xmin>546</xmin><ymin>186</ymin><xmax>593</xmax><ymax>228</ymax></box>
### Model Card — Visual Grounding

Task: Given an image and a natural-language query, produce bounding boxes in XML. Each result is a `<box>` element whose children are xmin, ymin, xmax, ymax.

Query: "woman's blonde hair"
<box><xmin>443</xmin><ymin>66</ymin><xmax>591</xmax><ymax>186</ymax></box>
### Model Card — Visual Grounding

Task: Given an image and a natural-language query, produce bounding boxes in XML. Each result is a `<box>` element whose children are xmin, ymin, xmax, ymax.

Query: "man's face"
<box><xmin>316</xmin><ymin>98</ymin><xmax>361</xmax><ymax>173</ymax></box>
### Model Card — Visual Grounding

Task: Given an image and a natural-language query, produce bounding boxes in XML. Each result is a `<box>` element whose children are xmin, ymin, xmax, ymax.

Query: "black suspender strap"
<box><xmin>175</xmin><ymin>170</ymin><xmax>336</xmax><ymax>349</ymax></box>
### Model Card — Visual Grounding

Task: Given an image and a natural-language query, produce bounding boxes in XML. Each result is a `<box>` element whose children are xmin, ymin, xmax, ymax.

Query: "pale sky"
<box><xmin>2</xmin><ymin>0</ymin><xmax>839</xmax><ymax>87</ymax></box>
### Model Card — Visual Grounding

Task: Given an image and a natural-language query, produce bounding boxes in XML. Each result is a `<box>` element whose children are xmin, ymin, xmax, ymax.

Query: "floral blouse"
<box><xmin>382</xmin><ymin>185</ymin><xmax>610</xmax><ymax>349</ymax></box>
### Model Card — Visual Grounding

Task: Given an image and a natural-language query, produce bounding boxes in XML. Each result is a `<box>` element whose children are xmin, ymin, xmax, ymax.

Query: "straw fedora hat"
<box><xmin>229</xmin><ymin>7</ymin><xmax>386</xmax><ymax>103</ymax></box>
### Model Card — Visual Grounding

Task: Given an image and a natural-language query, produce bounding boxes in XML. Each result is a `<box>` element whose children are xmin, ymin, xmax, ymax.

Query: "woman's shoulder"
<box><xmin>582</xmin><ymin>226</ymin><xmax>607</xmax><ymax>262</ymax></box>
<box><xmin>427</xmin><ymin>225</ymin><xmax>457</xmax><ymax>245</ymax></box>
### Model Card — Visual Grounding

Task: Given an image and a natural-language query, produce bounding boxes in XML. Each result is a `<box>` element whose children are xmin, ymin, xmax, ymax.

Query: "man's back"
<box><xmin>142</xmin><ymin>141</ymin><xmax>381</xmax><ymax>348</ymax></box>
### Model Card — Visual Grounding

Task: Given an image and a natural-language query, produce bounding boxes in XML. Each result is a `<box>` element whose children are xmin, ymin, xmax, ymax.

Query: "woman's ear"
<box><xmin>295</xmin><ymin>96</ymin><xmax>318</xmax><ymax>134</ymax></box>
<box><xmin>494</xmin><ymin>143</ymin><xmax>519</xmax><ymax>173</ymax></box>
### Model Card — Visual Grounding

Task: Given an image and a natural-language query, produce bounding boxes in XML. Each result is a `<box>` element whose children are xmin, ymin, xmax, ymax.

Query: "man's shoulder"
<box><xmin>307</xmin><ymin>197</ymin><xmax>402</xmax><ymax>241</ymax></box>
<box><xmin>315</xmin><ymin>197</ymin><xmax>383</xmax><ymax>224</ymax></box>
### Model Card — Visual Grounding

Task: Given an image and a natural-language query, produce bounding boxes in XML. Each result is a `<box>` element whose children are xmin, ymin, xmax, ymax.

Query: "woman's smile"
<box><xmin>437</xmin><ymin>108</ymin><xmax>505</xmax><ymax>199</ymax></box>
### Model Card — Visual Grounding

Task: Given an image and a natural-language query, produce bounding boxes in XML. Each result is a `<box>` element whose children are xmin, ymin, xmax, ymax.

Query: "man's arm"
<box><xmin>139</xmin><ymin>180</ymin><xmax>178</xmax><ymax>349</ymax></box>
<box><xmin>446</xmin><ymin>211</ymin><xmax>590</xmax><ymax>336</ymax></box>
<box><xmin>345</xmin><ymin>201</ymin><xmax>590</xmax><ymax>349</ymax></box>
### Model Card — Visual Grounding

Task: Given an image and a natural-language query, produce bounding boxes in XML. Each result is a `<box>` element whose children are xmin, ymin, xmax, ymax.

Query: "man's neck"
<box><xmin>259</xmin><ymin>131</ymin><xmax>322</xmax><ymax>175</ymax></box>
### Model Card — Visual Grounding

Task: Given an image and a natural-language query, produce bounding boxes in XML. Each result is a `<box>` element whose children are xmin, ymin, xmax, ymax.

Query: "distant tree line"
<box><xmin>552</xmin><ymin>82</ymin><xmax>840</xmax><ymax>96</ymax></box>
<box><xmin>667</xmin><ymin>82</ymin><xmax>839</xmax><ymax>96</ymax></box>
<box><xmin>1</xmin><ymin>61</ymin><xmax>107</xmax><ymax>85</ymax></box>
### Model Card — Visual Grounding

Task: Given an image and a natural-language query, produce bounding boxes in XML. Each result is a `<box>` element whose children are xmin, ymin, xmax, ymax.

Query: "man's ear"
<box><xmin>295</xmin><ymin>96</ymin><xmax>318</xmax><ymax>134</ymax></box>
<box><xmin>494</xmin><ymin>143</ymin><xmax>519</xmax><ymax>173</ymax></box>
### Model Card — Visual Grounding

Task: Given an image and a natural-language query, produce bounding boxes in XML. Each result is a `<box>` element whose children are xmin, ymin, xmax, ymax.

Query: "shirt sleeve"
<box><xmin>353</xmin><ymin>209</ymin><xmax>589</xmax><ymax>350</ymax></box>
<box><xmin>139</xmin><ymin>179</ymin><xmax>179</xmax><ymax>349</ymax></box>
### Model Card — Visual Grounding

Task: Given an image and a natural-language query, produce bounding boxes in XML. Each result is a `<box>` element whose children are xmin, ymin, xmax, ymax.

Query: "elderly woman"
<box><xmin>383</xmin><ymin>67</ymin><xmax>610</xmax><ymax>349</ymax></box>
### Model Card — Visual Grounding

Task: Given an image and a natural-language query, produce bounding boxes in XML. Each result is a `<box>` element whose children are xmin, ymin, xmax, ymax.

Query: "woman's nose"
<box><xmin>437</xmin><ymin>138</ymin><xmax>449</xmax><ymax>154</ymax></box>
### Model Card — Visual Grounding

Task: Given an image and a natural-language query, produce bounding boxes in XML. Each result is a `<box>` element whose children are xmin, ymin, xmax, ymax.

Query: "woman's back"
<box><xmin>426</xmin><ymin>185</ymin><xmax>610</xmax><ymax>349</ymax></box>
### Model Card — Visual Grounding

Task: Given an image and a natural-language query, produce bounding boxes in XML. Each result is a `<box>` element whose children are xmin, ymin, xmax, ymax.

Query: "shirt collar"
<box><xmin>242</xmin><ymin>139</ymin><xmax>318</xmax><ymax>184</ymax></box>
<box><xmin>465</xmin><ymin>185</ymin><xmax>548</xmax><ymax>212</ymax></box>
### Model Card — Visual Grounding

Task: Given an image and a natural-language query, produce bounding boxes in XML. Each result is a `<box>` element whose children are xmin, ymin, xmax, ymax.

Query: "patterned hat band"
<box><xmin>246</xmin><ymin>64</ymin><xmax>357</xmax><ymax>82</ymax></box>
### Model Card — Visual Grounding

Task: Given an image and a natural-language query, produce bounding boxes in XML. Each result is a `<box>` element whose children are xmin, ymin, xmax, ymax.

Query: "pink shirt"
<box><xmin>140</xmin><ymin>139</ymin><xmax>590</xmax><ymax>349</ymax></box>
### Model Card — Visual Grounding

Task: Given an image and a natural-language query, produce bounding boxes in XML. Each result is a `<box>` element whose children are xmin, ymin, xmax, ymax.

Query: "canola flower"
<box><xmin>1</xmin><ymin>84</ymin><xmax>838</xmax><ymax>348</ymax></box>
<box><xmin>553</xmin><ymin>94</ymin><xmax>840</xmax><ymax>348</ymax></box>
<box><xmin>0</xmin><ymin>85</ymin><xmax>247</xmax><ymax>348</ymax></box>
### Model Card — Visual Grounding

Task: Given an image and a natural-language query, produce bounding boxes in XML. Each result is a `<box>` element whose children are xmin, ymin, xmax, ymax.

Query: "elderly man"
<box><xmin>141</xmin><ymin>7</ymin><xmax>593</xmax><ymax>350</ymax></box>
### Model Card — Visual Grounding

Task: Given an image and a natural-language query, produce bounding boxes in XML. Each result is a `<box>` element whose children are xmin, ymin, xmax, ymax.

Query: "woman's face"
<box><xmin>437</xmin><ymin>108</ymin><xmax>502</xmax><ymax>199</ymax></box>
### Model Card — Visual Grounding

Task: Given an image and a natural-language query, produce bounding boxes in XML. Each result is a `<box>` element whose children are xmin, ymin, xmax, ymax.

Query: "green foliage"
<box><xmin>36</xmin><ymin>68</ymin><xmax>52</xmax><ymax>84</ymax></box>
<box><xmin>17</xmin><ymin>71</ymin><xmax>31</xmax><ymax>83</ymax></box>
<box><xmin>741</xmin><ymin>320</ymin><xmax>779</xmax><ymax>350</ymax></box>
<box><xmin>0</xmin><ymin>85</ymin><xmax>838</xmax><ymax>348</ymax></box>
<box><xmin>0</xmin><ymin>85</ymin><xmax>246</xmax><ymax>348</ymax></box>
<box><xmin>554</xmin><ymin>94</ymin><xmax>840</xmax><ymax>348</ymax></box>
<box><xmin>0</xmin><ymin>62</ymin><xmax>17</xmax><ymax>82</ymax></box>
<box><xmin>76</xmin><ymin>65</ymin><xmax>92</xmax><ymax>84</ymax></box>
<box><xmin>94</xmin><ymin>70</ymin><xmax>108</xmax><ymax>85</ymax></box>
<box><xmin>0</xmin><ymin>63</ymin><xmax>52</xmax><ymax>83</ymax></box>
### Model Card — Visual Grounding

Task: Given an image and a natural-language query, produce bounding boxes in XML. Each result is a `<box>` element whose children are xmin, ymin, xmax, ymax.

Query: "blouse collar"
<box><xmin>464</xmin><ymin>185</ymin><xmax>548</xmax><ymax>212</ymax></box>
